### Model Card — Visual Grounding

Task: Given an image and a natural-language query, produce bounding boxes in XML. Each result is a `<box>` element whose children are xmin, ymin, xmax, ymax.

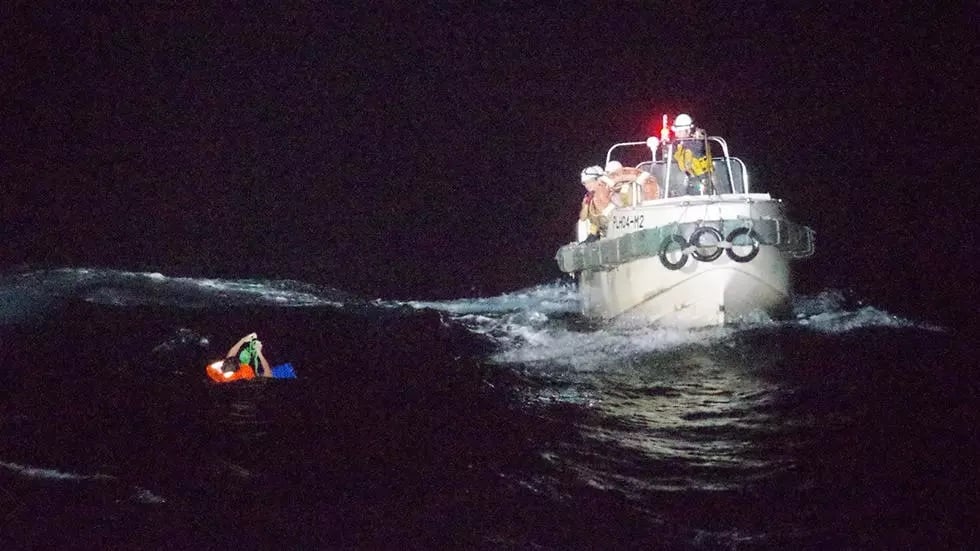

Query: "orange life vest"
<box><xmin>206</xmin><ymin>361</ymin><xmax>257</xmax><ymax>383</ymax></box>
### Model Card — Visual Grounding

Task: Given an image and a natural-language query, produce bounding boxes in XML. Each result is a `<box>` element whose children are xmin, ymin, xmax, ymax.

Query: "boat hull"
<box><xmin>579</xmin><ymin>245</ymin><xmax>791</xmax><ymax>327</ymax></box>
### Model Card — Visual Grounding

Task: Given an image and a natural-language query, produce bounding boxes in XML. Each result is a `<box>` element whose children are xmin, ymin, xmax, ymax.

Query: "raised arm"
<box><xmin>254</xmin><ymin>341</ymin><xmax>272</xmax><ymax>377</ymax></box>
<box><xmin>225</xmin><ymin>332</ymin><xmax>258</xmax><ymax>358</ymax></box>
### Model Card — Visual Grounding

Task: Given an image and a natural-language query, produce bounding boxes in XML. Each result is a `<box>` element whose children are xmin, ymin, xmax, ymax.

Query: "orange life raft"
<box><xmin>206</xmin><ymin>360</ymin><xmax>257</xmax><ymax>383</ymax></box>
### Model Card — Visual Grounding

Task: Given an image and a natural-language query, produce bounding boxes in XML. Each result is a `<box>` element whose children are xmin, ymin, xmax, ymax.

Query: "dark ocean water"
<box><xmin>0</xmin><ymin>268</ymin><xmax>974</xmax><ymax>549</ymax></box>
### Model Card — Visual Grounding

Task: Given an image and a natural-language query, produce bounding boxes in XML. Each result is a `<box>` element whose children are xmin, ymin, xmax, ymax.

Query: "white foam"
<box><xmin>0</xmin><ymin>268</ymin><xmax>347</xmax><ymax>310</ymax></box>
<box><xmin>791</xmin><ymin>289</ymin><xmax>847</xmax><ymax>318</ymax></box>
<box><xmin>0</xmin><ymin>460</ymin><xmax>116</xmax><ymax>481</ymax></box>
<box><xmin>399</xmin><ymin>285</ymin><xmax>944</xmax><ymax>372</ymax></box>
<box><xmin>795</xmin><ymin>305</ymin><xmax>944</xmax><ymax>333</ymax></box>
<box><xmin>0</xmin><ymin>459</ymin><xmax>167</xmax><ymax>505</ymax></box>
<box><xmin>402</xmin><ymin>281</ymin><xmax>580</xmax><ymax>315</ymax></box>
<box><xmin>493</xmin><ymin>323</ymin><xmax>734</xmax><ymax>370</ymax></box>
<box><xmin>133</xmin><ymin>487</ymin><xmax>167</xmax><ymax>504</ymax></box>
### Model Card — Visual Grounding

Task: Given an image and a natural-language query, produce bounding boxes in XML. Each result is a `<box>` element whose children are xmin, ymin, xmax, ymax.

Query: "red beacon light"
<box><xmin>660</xmin><ymin>114</ymin><xmax>670</xmax><ymax>142</ymax></box>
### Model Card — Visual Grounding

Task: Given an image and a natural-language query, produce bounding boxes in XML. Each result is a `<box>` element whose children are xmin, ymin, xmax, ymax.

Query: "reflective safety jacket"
<box><xmin>673</xmin><ymin>139</ymin><xmax>713</xmax><ymax>177</ymax></box>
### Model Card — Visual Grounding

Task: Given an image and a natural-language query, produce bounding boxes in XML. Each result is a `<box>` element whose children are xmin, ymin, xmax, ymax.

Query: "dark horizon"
<box><xmin>2</xmin><ymin>4</ymin><xmax>974</xmax><ymax>324</ymax></box>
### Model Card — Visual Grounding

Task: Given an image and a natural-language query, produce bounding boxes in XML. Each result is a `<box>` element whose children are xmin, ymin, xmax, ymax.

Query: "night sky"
<box><xmin>2</xmin><ymin>4</ymin><xmax>975</xmax><ymax>322</ymax></box>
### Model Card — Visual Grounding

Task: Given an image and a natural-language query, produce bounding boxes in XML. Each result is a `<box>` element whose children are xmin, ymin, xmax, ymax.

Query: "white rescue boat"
<box><xmin>556</xmin><ymin>121</ymin><xmax>815</xmax><ymax>327</ymax></box>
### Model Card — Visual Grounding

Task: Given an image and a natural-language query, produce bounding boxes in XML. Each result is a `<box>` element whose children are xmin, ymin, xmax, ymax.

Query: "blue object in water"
<box><xmin>270</xmin><ymin>363</ymin><xmax>297</xmax><ymax>379</ymax></box>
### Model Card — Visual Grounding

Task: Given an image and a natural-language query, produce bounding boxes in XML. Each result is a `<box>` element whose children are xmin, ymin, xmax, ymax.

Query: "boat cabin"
<box><xmin>605</xmin><ymin>136</ymin><xmax>750</xmax><ymax>205</ymax></box>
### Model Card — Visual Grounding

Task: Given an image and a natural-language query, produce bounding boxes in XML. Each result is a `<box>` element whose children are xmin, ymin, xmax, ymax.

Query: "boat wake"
<box><xmin>400</xmin><ymin>283</ymin><xmax>943</xmax><ymax>369</ymax></box>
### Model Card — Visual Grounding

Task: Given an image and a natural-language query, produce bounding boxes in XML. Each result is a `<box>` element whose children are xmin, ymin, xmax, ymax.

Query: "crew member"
<box><xmin>671</xmin><ymin>113</ymin><xmax>714</xmax><ymax>195</ymax></box>
<box><xmin>601</xmin><ymin>160</ymin><xmax>660</xmax><ymax>203</ymax></box>
<box><xmin>578</xmin><ymin>165</ymin><xmax>607</xmax><ymax>242</ymax></box>
<box><xmin>599</xmin><ymin>161</ymin><xmax>630</xmax><ymax>207</ymax></box>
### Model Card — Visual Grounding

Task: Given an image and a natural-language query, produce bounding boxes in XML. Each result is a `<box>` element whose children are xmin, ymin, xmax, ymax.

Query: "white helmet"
<box><xmin>580</xmin><ymin>165</ymin><xmax>603</xmax><ymax>183</ymax></box>
<box><xmin>604</xmin><ymin>160</ymin><xmax>623</xmax><ymax>173</ymax></box>
<box><xmin>671</xmin><ymin>113</ymin><xmax>693</xmax><ymax>131</ymax></box>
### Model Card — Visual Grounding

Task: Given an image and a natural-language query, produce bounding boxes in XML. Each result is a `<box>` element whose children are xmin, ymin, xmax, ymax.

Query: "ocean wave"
<box><xmin>133</xmin><ymin>486</ymin><xmax>167</xmax><ymax>504</ymax></box>
<box><xmin>0</xmin><ymin>267</ymin><xmax>350</xmax><ymax>316</ymax></box>
<box><xmin>492</xmin><ymin>323</ymin><xmax>734</xmax><ymax>369</ymax></box>
<box><xmin>401</xmin><ymin>280</ymin><xmax>581</xmax><ymax>316</ymax></box>
<box><xmin>0</xmin><ymin>459</ymin><xmax>167</xmax><ymax>505</ymax></box>
<box><xmin>396</xmin><ymin>285</ymin><xmax>944</xmax><ymax>369</ymax></box>
<box><xmin>793</xmin><ymin>304</ymin><xmax>944</xmax><ymax>333</ymax></box>
<box><xmin>0</xmin><ymin>459</ymin><xmax>116</xmax><ymax>482</ymax></box>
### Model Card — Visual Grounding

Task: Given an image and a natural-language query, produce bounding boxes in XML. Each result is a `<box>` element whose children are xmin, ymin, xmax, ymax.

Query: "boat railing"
<box><xmin>604</xmin><ymin>136</ymin><xmax>750</xmax><ymax>202</ymax></box>
<box><xmin>604</xmin><ymin>141</ymin><xmax>655</xmax><ymax>169</ymax></box>
<box><xmin>636</xmin><ymin>157</ymin><xmax>749</xmax><ymax>198</ymax></box>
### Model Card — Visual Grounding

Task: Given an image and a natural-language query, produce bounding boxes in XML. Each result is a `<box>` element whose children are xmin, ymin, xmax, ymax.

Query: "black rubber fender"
<box><xmin>689</xmin><ymin>226</ymin><xmax>724</xmax><ymax>262</ymax></box>
<box><xmin>726</xmin><ymin>228</ymin><xmax>761</xmax><ymax>263</ymax></box>
<box><xmin>659</xmin><ymin>234</ymin><xmax>689</xmax><ymax>270</ymax></box>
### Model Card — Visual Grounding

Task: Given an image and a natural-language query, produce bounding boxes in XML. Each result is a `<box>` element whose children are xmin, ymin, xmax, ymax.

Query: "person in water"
<box><xmin>206</xmin><ymin>332</ymin><xmax>273</xmax><ymax>382</ymax></box>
